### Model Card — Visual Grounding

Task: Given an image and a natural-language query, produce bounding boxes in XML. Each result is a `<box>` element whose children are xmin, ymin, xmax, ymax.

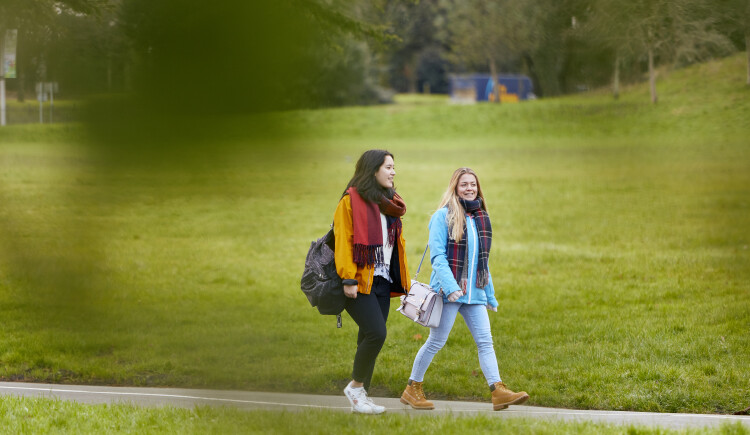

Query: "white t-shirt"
<box><xmin>374</xmin><ymin>213</ymin><xmax>393</xmax><ymax>282</ymax></box>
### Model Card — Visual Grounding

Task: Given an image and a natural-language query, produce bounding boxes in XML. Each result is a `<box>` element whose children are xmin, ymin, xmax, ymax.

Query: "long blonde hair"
<box><xmin>437</xmin><ymin>168</ymin><xmax>488</xmax><ymax>242</ymax></box>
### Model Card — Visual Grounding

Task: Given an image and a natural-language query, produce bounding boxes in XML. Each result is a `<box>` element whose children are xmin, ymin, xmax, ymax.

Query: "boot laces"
<box><xmin>414</xmin><ymin>384</ymin><xmax>425</xmax><ymax>400</ymax></box>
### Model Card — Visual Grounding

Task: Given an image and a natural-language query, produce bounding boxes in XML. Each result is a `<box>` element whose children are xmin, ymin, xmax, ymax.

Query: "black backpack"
<box><xmin>301</xmin><ymin>228</ymin><xmax>346</xmax><ymax>325</ymax></box>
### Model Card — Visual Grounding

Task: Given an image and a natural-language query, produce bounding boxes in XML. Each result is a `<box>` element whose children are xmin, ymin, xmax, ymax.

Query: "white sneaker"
<box><xmin>362</xmin><ymin>395</ymin><xmax>386</xmax><ymax>414</ymax></box>
<box><xmin>343</xmin><ymin>383</ymin><xmax>385</xmax><ymax>414</ymax></box>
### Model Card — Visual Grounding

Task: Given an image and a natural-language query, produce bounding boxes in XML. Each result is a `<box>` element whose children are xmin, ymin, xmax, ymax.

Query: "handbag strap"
<box><xmin>412</xmin><ymin>244</ymin><xmax>443</xmax><ymax>296</ymax></box>
<box><xmin>414</xmin><ymin>244</ymin><xmax>428</xmax><ymax>280</ymax></box>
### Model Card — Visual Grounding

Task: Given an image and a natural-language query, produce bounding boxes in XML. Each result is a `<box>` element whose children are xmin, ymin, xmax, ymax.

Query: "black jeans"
<box><xmin>345</xmin><ymin>276</ymin><xmax>391</xmax><ymax>392</ymax></box>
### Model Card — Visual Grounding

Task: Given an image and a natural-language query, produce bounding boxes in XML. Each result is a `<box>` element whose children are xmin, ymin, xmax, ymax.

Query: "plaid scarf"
<box><xmin>348</xmin><ymin>187</ymin><xmax>406</xmax><ymax>267</ymax></box>
<box><xmin>447</xmin><ymin>198</ymin><xmax>492</xmax><ymax>290</ymax></box>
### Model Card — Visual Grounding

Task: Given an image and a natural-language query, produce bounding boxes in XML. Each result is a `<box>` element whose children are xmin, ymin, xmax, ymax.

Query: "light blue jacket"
<box><xmin>428</xmin><ymin>207</ymin><xmax>498</xmax><ymax>308</ymax></box>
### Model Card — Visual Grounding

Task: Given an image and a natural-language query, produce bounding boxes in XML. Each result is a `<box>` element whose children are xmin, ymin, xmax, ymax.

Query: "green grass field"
<box><xmin>1</xmin><ymin>52</ymin><xmax>749</xmax><ymax>422</ymax></box>
<box><xmin>2</xmin><ymin>396</ymin><xmax>748</xmax><ymax>435</ymax></box>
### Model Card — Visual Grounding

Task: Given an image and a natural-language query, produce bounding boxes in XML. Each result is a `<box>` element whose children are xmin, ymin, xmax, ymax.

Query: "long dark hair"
<box><xmin>343</xmin><ymin>149</ymin><xmax>395</xmax><ymax>203</ymax></box>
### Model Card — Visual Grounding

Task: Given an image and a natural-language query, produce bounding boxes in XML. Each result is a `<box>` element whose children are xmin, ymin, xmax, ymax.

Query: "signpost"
<box><xmin>1</xmin><ymin>29</ymin><xmax>18</xmax><ymax>127</ymax></box>
<box><xmin>35</xmin><ymin>82</ymin><xmax>58</xmax><ymax>124</ymax></box>
<box><xmin>0</xmin><ymin>72</ymin><xmax>5</xmax><ymax>127</ymax></box>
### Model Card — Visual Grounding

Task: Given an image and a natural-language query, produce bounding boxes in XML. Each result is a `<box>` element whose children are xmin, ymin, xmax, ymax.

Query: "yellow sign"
<box><xmin>488</xmin><ymin>84</ymin><xmax>519</xmax><ymax>103</ymax></box>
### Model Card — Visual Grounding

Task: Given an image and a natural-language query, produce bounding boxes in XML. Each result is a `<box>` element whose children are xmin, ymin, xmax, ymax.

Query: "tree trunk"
<box><xmin>407</xmin><ymin>54</ymin><xmax>418</xmax><ymax>94</ymax></box>
<box><xmin>488</xmin><ymin>56</ymin><xmax>501</xmax><ymax>104</ymax></box>
<box><xmin>124</xmin><ymin>51</ymin><xmax>133</xmax><ymax>92</ymax></box>
<box><xmin>522</xmin><ymin>52</ymin><xmax>542</xmax><ymax>98</ymax></box>
<box><xmin>17</xmin><ymin>69</ymin><xmax>25</xmax><ymax>102</ymax></box>
<box><xmin>648</xmin><ymin>46</ymin><xmax>657</xmax><ymax>104</ymax></box>
<box><xmin>613</xmin><ymin>54</ymin><xmax>620</xmax><ymax>100</ymax></box>
<box><xmin>107</xmin><ymin>56</ymin><xmax>113</xmax><ymax>92</ymax></box>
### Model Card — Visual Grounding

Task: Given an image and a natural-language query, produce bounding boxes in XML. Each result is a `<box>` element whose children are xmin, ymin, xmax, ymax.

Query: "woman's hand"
<box><xmin>344</xmin><ymin>284</ymin><xmax>358</xmax><ymax>299</ymax></box>
<box><xmin>447</xmin><ymin>291</ymin><xmax>462</xmax><ymax>302</ymax></box>
<box><xmin>486</xmin><ymin>304</ymin><xmax>497</xmax><ymax>312</ymax></box>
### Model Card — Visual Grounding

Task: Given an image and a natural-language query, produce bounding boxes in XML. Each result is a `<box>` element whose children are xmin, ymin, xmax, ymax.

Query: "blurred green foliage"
<box><xmin>120</xmin><ymin>0</ymin><xmax>341</xmax><ymax>114</ymax></box>
<box><xmin>79</xmin><ymin>0</ymin><xmax>394</xmax><ymax>164</ymax></box>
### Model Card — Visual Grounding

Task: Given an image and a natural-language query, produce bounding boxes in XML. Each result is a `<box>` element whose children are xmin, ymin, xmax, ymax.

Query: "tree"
<box><xmin>580</xmin><ymin>0</ymin><xmax>635</xmax><ymax>99</ymax></box>
<box><xmin>445</xmin><ymin>0</ymin><xmax>522</xmax><ymax>102</ymax></box>
<box><xmin>520</xmin><ymin>0</ymin><xmax>587</xmax><ymax>97</ymax></box>
<box><xmin>441</xmin><ymin>0</ymin><xmax>589</xmax><ymax>98</ymax></box>
<box><xmin>382</xmin><ymin>0</ymin><xmax>445</xmax><ymax>93</ymax></box>
<box><xmin>585</xmin><ymin>0</ymin><xmax>733</xmax><ymax>103</ymax></box>
<box><xmin>716</xmin><ymin>0</ymin><xmax>750</xmax><ymax>85</ymax></box>
<box><xmin>115</xmin><ymin>0</ymin><xmax>393</xmax><ymax>114</ymax></box>
<box><xmin>0</xmin><ymin>0</ymin><xmax>111</xmax><ymax>100</ymax></box>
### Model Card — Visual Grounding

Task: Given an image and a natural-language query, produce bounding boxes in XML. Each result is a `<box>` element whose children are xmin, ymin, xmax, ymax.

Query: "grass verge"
<box><xmin>2</xmin><ymin>396</ymin><xmax>748</xmax><ymax>434</ymax></box>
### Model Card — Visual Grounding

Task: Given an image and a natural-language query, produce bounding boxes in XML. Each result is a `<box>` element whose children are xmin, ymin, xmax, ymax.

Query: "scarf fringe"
<box><xmin>476</xmin><ymin>270</ymin><xmax>489</xmax><ymax>289</ymax></box>
<box><xmin>353</xmin><ymin>244</ymin><xmax>384</xmax><ymax>268</ymax></box>
<box><xmin>387</xmin><ymin>218</ymin><xmax>401</xmax><ymax>247</ymax></box>
<box><xmin>458</xmin><ymin>272</ymin><xmax>489</xmax><ymax>292</ymax></box>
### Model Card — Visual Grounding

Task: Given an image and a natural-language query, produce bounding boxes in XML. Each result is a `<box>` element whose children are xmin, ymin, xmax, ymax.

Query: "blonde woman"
<box><xmin>400</xmin><ymin>167</ymin><xmax>529</xmax><ymax>411</ymax></box>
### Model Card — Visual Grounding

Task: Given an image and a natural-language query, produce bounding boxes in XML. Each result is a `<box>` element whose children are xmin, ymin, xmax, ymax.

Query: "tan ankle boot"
<box><xmin>400</xmin><ymin>380</ymin><xmax>434</xmax><ymax>410</ymax></box>
<box><xmin>491</xmin><ymin>382</ymin><xmax>529</xmax><ymax>410</ymax></box>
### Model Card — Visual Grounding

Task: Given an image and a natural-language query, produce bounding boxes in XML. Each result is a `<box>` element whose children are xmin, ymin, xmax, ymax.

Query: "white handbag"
<box><xmin>396</xmin><ymin>245</ymin><xmax>443</xmax><ymax>328</ymax></box>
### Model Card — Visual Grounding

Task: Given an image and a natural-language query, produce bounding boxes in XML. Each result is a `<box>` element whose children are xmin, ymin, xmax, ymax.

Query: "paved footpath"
<box><xmin>1</xmin><ymin>382</ymin><xmax>748</xmax><ymax>430</ymax></box>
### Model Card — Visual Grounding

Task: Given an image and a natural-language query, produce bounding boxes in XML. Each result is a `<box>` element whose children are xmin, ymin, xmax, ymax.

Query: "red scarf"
<box><xmin>347</xmin><ymin>187</ymin><xmax>406</xmax><ymax>267</ymax></box>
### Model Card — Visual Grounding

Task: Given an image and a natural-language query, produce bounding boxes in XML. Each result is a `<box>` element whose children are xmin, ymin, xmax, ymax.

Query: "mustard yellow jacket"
<box><xmin>333</xmin><ymin>194</ymin><xmax>410</xmax><ymax>296</ymax></box>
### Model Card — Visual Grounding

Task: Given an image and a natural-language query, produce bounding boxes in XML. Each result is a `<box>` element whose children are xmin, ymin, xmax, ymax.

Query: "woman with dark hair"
<box><xmin>334</xmin><ymin>149</ymin><xmax>410</xmax><ymax>414</ymax></box>
<box><xmin>400</xmin><ymin>167</ymin><xmax>529</xmax><ymax>411</ymax></box>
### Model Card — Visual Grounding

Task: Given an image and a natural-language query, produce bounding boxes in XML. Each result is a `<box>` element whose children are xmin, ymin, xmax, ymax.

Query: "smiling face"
<box><xmin>456</xmin><ymin>173</ymin><xmax>478</xmax><ymax>201</ymax></box>
<box><xmin>374</xmin><ymin>155</ymin><xmax>395</xmax><ymax>189</ymax></box>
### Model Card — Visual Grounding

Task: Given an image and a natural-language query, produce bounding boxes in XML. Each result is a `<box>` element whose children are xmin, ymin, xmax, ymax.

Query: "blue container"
<box><xmin>451</xmin><ymin>74</ymin><xmax>534</xmax><ymax>102</ymax></box>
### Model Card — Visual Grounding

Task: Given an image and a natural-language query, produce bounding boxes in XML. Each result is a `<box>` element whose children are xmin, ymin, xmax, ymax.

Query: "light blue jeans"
<box><xmin>409</xmin><ymin>302</ymin><xmax>501</xmax><ymax>386</ymax></box>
